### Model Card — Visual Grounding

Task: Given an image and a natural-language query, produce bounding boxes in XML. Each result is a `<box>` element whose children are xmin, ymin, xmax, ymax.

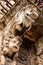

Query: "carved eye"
<box><xmin>18</xmin><ymin>42</ymin><xmax>20</xmax><ymax>45</ymax></box>
<box><xmin>9</xmin><ymin>35</ymin><xmax>12</xmax><ymax>38</ymax></box>
<box><xmin>13</xmin><ymin>40</ymin><xmax>16</xmax><ymax>43</ymax></box>
<box><xmin>5</xmin><ymin>43</ymin><xmax>9</xmax><ymax>47</ymax></box>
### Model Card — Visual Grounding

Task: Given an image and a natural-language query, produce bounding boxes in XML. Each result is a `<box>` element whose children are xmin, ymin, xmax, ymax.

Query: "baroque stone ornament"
<box><xmin>0</xmin><ymin>0</ymin><xmax>43</xmax><ymax>65</ymax></box>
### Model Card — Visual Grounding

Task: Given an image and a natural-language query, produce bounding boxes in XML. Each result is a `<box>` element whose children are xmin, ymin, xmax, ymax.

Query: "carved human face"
<box><xmin>9</xmin><ymin>36</ymin><xmax>22</xmax><ymax>53</ymax></box>
<box><xmin>3</xmin><ymin>36</ymin><xmax>22</xmax><ymax>54</ymax></box>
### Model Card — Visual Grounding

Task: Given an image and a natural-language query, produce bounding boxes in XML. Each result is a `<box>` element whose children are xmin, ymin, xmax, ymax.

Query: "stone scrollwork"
<box><xmin>0</xmin><ymin>0</ymin><xmax>42</xmax><ymax>65</ymax></box>
<box><xmin>0</xmin><ymin>29</ymin><xmax>22</xmax><ymax>65</ymax></box>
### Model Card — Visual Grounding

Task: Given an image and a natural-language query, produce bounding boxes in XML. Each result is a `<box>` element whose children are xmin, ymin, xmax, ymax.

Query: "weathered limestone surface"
<box><xmin>0</xmin><ymin>0</ymin><xmax>43</xmax><ymax>65</ymax></box>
